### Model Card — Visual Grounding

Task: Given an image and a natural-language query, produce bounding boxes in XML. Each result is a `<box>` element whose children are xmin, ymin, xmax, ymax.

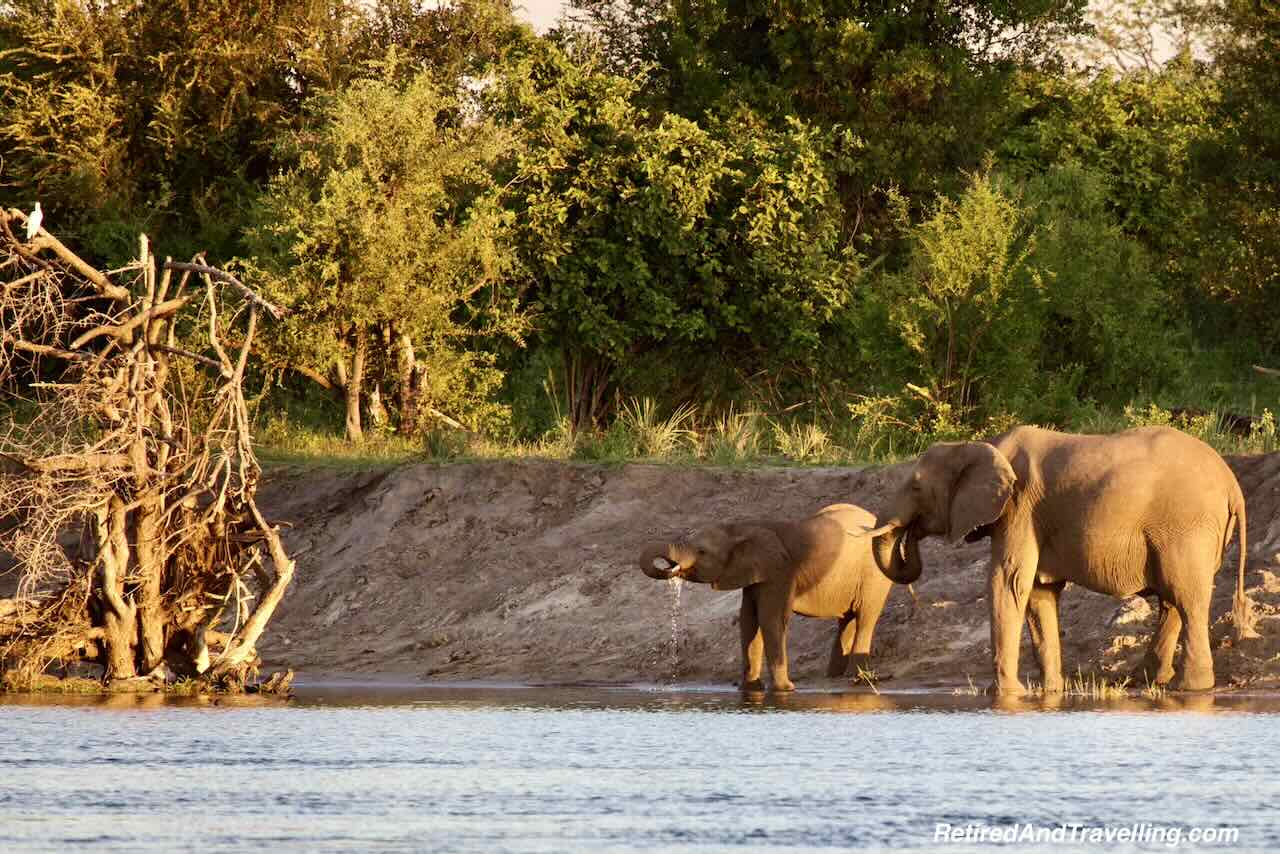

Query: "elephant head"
<box><xmin>638</xmin><ymin>523</ymin><xmax>789</xmax><ymax>591</ymax></box>
<box><xmin>867</xmin><ymin>441</ymin><xmax>1017</xmax><ymax>584</ymax></box>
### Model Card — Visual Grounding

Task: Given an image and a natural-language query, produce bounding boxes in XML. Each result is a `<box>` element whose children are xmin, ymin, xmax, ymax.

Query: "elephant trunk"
<box><xmin>872</xmin><ymin>521</ymin><xmax>923</xmax><ymax>585</ymax></box>
<box><xmin>639</xmin><ymin>542</ymin><xmax>685</xmax><ymax>580</ymax></box>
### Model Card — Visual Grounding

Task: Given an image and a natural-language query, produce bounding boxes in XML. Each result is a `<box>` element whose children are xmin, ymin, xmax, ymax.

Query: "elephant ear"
<box><xmin>716</xmin><ymin>526</ymin><xmax>790</xmax><ymax>591</ymax></box>
<box><xmin>947</xmin><ymin>442</ymin><xmax>1017</xmax><ymax>544</ymax></box>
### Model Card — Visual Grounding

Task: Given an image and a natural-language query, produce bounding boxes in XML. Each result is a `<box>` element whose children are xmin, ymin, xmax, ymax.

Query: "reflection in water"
<box><xmin>282</xmin><ymin>681</ymin><xmax>1280</xmax><ymax>715</ymax></box>
<box><xmin>3</xmin><ymin>682</ymin><xmax>1272</xmax><ymax>715</ymax></box>
<box><xmin>1</xmin><ymin>682</ymin><xmax>1279</xmax><ymax>852</ymax></box>
<box><xmin>0</xmin><ymin>689</ymin><xmax>280</xmax><ymax>711</ymax></box>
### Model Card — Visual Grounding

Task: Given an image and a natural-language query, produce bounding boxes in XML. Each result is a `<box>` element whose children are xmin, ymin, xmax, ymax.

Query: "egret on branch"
<box><xmin>25</xmin><ymin>202</ymin><xmax>42</xmax><ymax>242</ymax></box>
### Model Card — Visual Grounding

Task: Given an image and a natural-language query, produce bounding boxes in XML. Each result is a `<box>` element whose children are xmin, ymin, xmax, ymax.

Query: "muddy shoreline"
<box><xmin>255</xmin><ymin>456</ymin><xmax>1280</xmax><ymax>692</ymax></box>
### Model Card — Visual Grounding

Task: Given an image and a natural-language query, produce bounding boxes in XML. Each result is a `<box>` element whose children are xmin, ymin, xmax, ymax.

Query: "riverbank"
<box><xmin>255</xmin><ymin>455</ymin><xmax>1280</xmax><ymax>691</ymax></box>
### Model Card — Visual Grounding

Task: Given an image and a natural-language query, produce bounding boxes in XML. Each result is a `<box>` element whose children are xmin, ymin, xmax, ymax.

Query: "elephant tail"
<box><xmin>1230</xmin><ymin>485</ymin><xmax>1259</xmax><ymax>641</ymax></box>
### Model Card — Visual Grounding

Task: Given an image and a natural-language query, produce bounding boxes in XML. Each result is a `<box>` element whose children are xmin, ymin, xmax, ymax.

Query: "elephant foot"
<box><xmin>985</xmin><ymin>678</ymin><xmax>1026</xmax><ymax>698</ymax></box>
<box><xmin>740</xmin><ymin>678</ymin><xmax>765</xmax><ymax>693</ymax></box>
<box><xmin>853</xmin><ymin>670</ymin><xmax>893</xmax><ymax>684</ymax></box>
<box><xmin>1173</xmin><ymin>667</ymin><xmax>1215</xmax><ymax>693</ymax></box>
<box><xmin>847</xmin><ymin>653</ymin><xmax>873</xmax><ymax>675</ymax></box>
<box><xmin>1132</xmin><ymin>655</ymin><xmax>1175</xmax><ymax>688</ymax></box>
<box><xmin>770</xmin><ymin>679</ymin><xmax>796</xmax><ymax>693</ymax></box>
<box><xmin>1040</xmin><ymin>676</ymin><xmax>1064</xmax><ymax>695</ymax></box>
<box><xmin>848</xmin><ymin>655</ymin><xmax>891</xmax><ymax>684</ymax></box>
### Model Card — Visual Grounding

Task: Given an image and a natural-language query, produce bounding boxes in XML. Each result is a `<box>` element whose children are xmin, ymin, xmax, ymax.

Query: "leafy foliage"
<box><xmin>0</xmin><ymin>0</ymin><xmax>530</xmax><ymax>264</ymax></box>
<box><xmin>1001</xmin><ymin>61</ymin><xmax>1213</xmax><ymax>263</ymax></box>
<box><xmin>244</xmin><ymin>67</ymin><xmax>526</xmax><ymax>433</ymax></box>
<box><xmin>568</xmin><ymin>0</ymin><xmax>1091</xmax><ymax>237</ymax></box>
<box><xmin>0</xmin><ymin>0</ymin><xmax>373</xmax><ymax>261</ymax></box>
<box><xmin>1192</xmin><ymin>0</ymin><xmax>1280</xmax><ymax>349</ymax></box>
<box><xmin>1</xmin><ymin>0</ymin><xmax>1277</xmax><ymax>451</ymax></box>
<box><xmin>1018</xmin><ymin>165</ymin><xmax>1183</xmax><ymax>407</ymax></box>
<box><xmin>493</xmin><ymin>42</ymin><xmax>858</xmax><ymax>425</ymax></box>
<box><xmin>871</xmin><ymin>169</ymin><xmax>1041</xmax><ymax>414</ymax></box>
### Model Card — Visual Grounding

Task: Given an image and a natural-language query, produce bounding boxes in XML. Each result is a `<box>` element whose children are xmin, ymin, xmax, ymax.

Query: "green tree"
<box><xmin>1019</xmin><ymin>165</ymin><xmax>1184</xmax><ymax>408</ymax></box>
<box><xmin>1065</xmin><ymin>0</ymin><xmax>1221</xmax><ymax>71</ymax></box>
<box><xmin>0</xmin><ymin>0</ymin><xmax>528</xmax><ymax>264</ymax></box>
<box><xmin>244</xmin><ymin>67</ymin><xmax>526</xmax><ymax>442</ymax></box>
<box><xmin>0</xmin><ymin>1</ymin><xmax>359</xmax><ymax>261</ymax></box>
<box><xmin>1193</xmin><ymin>0</ymin><xmax>1280</xmax><ymax>349</ymax></box>
<box><xmin>493</xmin><ymin>43</ymin><xmax>858</xmax><ymax>428</ymax></box>
<box><xmin>862</xmin><ymin>165</ymin><xmax>1189</xmax><ymax>426</ymax></box>
<box><xmin>1000</xmin><ymin>60</ymin><xmax>1215</xmax><ymax>269</ymax></box>
<box><xmin>567</xmin><ymin>0</ymin><xmax>1090</xmax><ymax>244</ymax></box>
<box><xmin>872</xmin><ymin>169</ymin><xmax>1041</xmax><ymax>415</ymax></box>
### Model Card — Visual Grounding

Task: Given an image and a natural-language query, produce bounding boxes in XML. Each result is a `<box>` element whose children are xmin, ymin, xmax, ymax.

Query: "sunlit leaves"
<box><xmin>494</xmin><ymin>43</ymin><xmax>859</xmax><ymax>404</ymax></box>
<box><xmin>244</xmin><ymin>68</ymin><xmax>526</xmax><ymax>430</ymax></box>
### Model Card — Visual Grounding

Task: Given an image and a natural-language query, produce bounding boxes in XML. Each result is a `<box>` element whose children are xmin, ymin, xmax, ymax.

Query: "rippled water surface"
<box><xmin>3</xmin><ymin>683</ymin><xmax>1279</xmax><ymax>852</ymax></box>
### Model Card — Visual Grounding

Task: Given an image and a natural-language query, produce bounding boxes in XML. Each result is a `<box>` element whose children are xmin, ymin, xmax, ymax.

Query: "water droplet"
<box><xmin>667</xmin><ymin>576</ymin><xmax>683</xmax><ymax>682</ymax></box>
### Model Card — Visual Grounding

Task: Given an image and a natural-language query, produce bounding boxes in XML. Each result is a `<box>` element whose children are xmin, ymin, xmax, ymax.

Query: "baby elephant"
<box><xmin>638</xmin><ymin>504</ymin><xmax>900</xmax><ymax>692</ymax></box>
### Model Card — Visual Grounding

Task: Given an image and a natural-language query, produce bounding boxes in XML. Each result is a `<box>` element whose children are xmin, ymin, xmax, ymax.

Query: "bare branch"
<box><xmin>3</xmin><ymin>209</ymin><xmax>131</xmax><ymax>302</ymax></box>
<box><xmin>164</xmin><ymin>261</ymin><xmax>286</xmax><ymax>319</ymax></box>
<box><xmin>68</xmin><ymin>296</ymin><xmax>193</xmax><ymax>350</ymax></box>
<box><xmin>24</xmin><ymin>453</ymin><xmax>133</xmax><ymax>474</ymax></box>
<box><xmin>286</xmin><ymin>363</ymin><xmax>335</xmax><ymax>391</ymax></box>
<box><xmin>153</xmin><ymin>344</ymin><xmax>229</xmax><ymax>375</ymax></box>
<box><xmin>0</xmin><ymin>220</ymin><xmax>294</xmax><ymax>690</ymax></box>
<box><xmin>210</xmin><ymin>498</ymin><xmax>296</xmax><ymax>676</ymax></box>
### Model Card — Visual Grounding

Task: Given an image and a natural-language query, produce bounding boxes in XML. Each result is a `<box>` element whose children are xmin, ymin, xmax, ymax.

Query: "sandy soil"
<box><xmin>256</xmin><ymin>454</ymin><xmax>1280</xmax><ymax>692</ymax></box>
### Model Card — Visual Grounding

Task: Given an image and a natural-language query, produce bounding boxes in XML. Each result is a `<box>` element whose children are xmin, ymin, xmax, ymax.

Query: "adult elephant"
<box><xmin>865</xmin><ymin>425</ymin><xmax>1256</xmax><ymax>696</ymax></box>
<box><xmin>639</xmin><ymin>504</ymin><xmax>902</xmax><ymax>692</ymax></box>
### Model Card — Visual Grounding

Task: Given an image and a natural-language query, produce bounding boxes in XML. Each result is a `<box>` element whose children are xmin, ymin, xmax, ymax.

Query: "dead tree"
<box><xmin>0</xmin><ymin>208</ymin><xmax>294</xmax><ymax>689</ymax></box>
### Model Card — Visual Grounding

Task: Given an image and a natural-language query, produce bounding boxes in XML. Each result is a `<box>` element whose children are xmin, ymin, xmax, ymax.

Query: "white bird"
<box><xmin>25</xmin><ymin>202</ymin><xmax>42</xmax><ymax>242</ymax></box>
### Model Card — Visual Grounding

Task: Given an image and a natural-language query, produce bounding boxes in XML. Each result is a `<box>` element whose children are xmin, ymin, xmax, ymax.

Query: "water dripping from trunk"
<box><xmin>667</xmin><ymin>576</ymin><xmax>683</xmax><ymax>682</ymax></box>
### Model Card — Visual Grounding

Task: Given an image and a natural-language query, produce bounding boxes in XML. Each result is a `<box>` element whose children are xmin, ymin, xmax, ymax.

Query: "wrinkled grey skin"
<box><xmin>868</xmin><ymin>425</ymin><xmax>1255</xmax><ymax>696</ymax></box>
<box><xmin>639</xmin><ymin>504</ymin><xmax>900</xmax><ymax>693</ymax></box>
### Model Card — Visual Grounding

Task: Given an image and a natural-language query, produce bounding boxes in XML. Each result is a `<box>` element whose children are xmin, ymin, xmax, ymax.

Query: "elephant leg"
<box><xmin>826</xmin><ymin>616</ymin><xmax>855</xmax><ymax>677</ymax></box>
<box><xmin>1026</xmin><ymin>582</ymin><xmax>1065</xmax><ymax>694</ymax></box>
<box><xmin>1164</xmin><ymin>536</ymin><xmax>1218</xmax><ymax>692</ymax></box>
<box><xmin>1173</xmin><ymin>597</ymin><xmax>1214</xmax><ymax>692</ymax></box>
<box><xmin>847</xmin><ymin>587</ymin><xmax>890</xmax><ymax>677</ymax></box>
<box><xmin>758</xmin><ymin>590</ymin><xmax>795</xmax><ymax>692</ymax></box>
<box><xmin>849</xmin><ymin>573</ymin><xmax>890</xmax><ymax>681</ymax></box>
<box><xmin>988</xmin><ymin>532</ymin><xmax>1038</xmax><ymax>697</ymax></box>
<box><xmin>739</xmin><ymin>593</ymin><xmax>764</xmax><ymax>692</ymax></box>
<box><xmin>1136</xmin><ymin>600</ymin><xmax>1181</xmax><ymax>687</ymax></box>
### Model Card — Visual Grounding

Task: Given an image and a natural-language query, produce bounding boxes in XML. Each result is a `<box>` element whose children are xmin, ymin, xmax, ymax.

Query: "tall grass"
<box><xmin>617</xmin><ymin>397</ymin><xmax>698</xmax><ymax>457</ymax></box>
<box><xmin>705</xmin><ymin>405</ymin><xmax>764</xmax><ymax>464</ymax></box>
<box><xmin>770</xmin><ymin>421</ymin><xmax>834</xmax><ymax>463</ymax></box>
<box><xmin>253</xmin><ymin>396</ymin><xmax>1280</xmax><ymax>468</ymax></box>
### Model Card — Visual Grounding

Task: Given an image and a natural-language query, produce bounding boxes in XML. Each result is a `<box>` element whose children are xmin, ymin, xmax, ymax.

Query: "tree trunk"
<box><xmin>129</xmin><ymin>403</ymin><xmax>167</xmax><ymax>673</ymax></box>
<box><xmin>564</xmin><ymin>349</ymin><xmax>611</xmax><ymax>430</ymax></box>
<box><xmin>102</xmin><ymin>607</ymin><xmax>137</xmax><ymax>680</ymax></box>
<box><xmin>97</xmin><ymin>497</ymin><xmax>137</xmax><ymax>680</ymax></box>
<box><xmin>340</xmin><ymin>328</ymin><xmax>367</xmax><ymax>443</ymax></box>
<box><xmin>0</xmin><ymin>219</ymin><xmax>298</xmax><ymax>691</ymax></box>
<box><xmin>134</xmin><ymin>497</ymin><xmax>166</xmax><ymax>673</ymax></box>
<box><xmin>395</xmin><ymin>330</ymin><xmax>420</xmax><ymax>434</ymax></box>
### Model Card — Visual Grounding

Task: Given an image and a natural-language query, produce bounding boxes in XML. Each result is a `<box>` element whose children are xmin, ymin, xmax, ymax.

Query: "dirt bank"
<box><xmin>257</xmin><ymin>454</ymin><xmax>1280</xmax><ymax>691</ymax></box>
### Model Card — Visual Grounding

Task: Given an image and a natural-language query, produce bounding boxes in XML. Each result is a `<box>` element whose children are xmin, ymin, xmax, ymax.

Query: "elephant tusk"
<box><xmin>851</xmin><ymin>524</ymin><xmax>896</xmax><ymax>539</ymax></box>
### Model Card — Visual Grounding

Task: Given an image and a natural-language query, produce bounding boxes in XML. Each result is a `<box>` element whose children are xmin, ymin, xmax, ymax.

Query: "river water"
<box><xmin>2</xmin><ymin>682</ymin><xmax>1277</xmax><ymax>852</ymax></box>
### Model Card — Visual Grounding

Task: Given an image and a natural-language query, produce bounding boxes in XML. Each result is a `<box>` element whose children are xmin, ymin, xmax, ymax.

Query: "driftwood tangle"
<box><xmin>0</xmin><ymin>208</ymin><xmax>293</xmax><ymax>689</ymax></box>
